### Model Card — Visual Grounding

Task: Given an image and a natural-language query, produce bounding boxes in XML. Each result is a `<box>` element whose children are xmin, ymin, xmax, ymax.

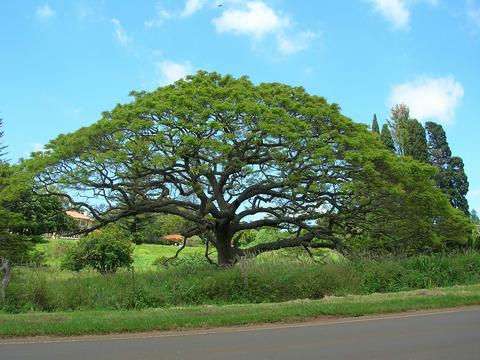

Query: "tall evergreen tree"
<box><xmin>388</xmin><ymin>104</ymin><xmax>428</xmax><ymax>162</ymax></box>
<box><xmin>425</xmin><ymin>122</ymin><xmax>451</xmax><ymax>168</ymax></box>
<box><xmin>380</xmin><ymin>124</ymin><xmax>395</xmax><ymax>152</ymax></box>
<box><xmin>388</xmin><ymin>104</ymin><xmax>410</xmax><ymax>156</ymax></box>
<box><xmin>446</xmin><ymin>156</ymin><xmax>469</xmax><ymax>215</ymax></box>
<box><xmin>0</xmin><ymin>118</ymin><xmax>7</xmax><ymax>160</ymax></box>
<box><xmin>403</xmin><ymin>119</ymin><xmax>429</xmax><ymax>163</ymax></box>
<box><xmin>425</xmin><ymin>121</ymin><xmax>469</xmax><ymax>215</ymax></box>
<box><xmin>371</xmin><ymin>114</ymin><xmax>380</xmax><ymax>133</ymax></box>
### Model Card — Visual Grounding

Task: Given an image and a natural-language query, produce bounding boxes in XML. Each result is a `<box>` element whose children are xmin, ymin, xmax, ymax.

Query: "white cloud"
<box><xmin>389</xmin><ymin>75</ymin><xmax>464</xmax><ymax>125</ymax></box>
<box><xmin>213</xmin><ymin>1</ymin><xmax>289</xmax><ymax>38</ymax></box>
<box><xmin>369</xmin><ymin>0</ymin><xmax>438</xmax><ymax>30</ymax></box>
<box><xmin>180</xmin><ymin>0</ymin><xmax>207</xmax><ymax>18</ymax></box>
<box><xmin>277</xmin><ymin>31</ymin><xmax>316</xmax><ymax>55</ymax></box>
<box><xmin>156</xmin><ymin>60</ymin><xmax>194</xmax><ymax>85</ymax></box>
<box><xmin>212</xmin><ymin>1</ymin><xmax>314</xmax><ymax>55</ymax></box>
<box><xmin>111</xmin><ymin>18</ymin><xmax>130</xmax><ymax>46</ymax></box>
<box><xmin>370</xmin><ymin>0</ymin><xmax>410</xmax><ymax>30</ymax></box>
<box><xmin>145</xmin><ymin>3</ymin><xmax>172</xmax><ymax>28</ymax></box>
<box><xmin>36</xmin><ymin>4</ymin><xmax>55</xmax><ymax>19</ymax></box>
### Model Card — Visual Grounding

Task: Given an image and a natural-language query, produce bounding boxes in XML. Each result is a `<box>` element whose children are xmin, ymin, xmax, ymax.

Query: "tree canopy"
<box><xmin>29</xmin><ymin>72</ymin><xmax>471</xmax><ymax>264</ymax></box>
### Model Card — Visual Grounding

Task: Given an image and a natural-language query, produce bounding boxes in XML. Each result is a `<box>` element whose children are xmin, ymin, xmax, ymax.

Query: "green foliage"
<box><xmin>240</xmin><ymin>228</ymin><xmax>290</xmax><ymax>248</ymax></box>
<box><xmin>0</xmin><ymin>159</ymin><xmax>73</xmax><ymax>266</ymax></box>
<box><xmin>469</xmin><ymin>226</ymin><xmax>480</xmax><ymax>249</ymax></box>
<box><xmin>380</xmin><ymin>124</ymin><xmax>395</xmax><ymax>152</ymax></box>
<box><xmin>345</xmin><ymin>156</ymin><xmax>472</xmax><ymax>254</ymax></box>
<box><xmin>471</xmin><ymin>210</ymin><xmax>480</xmax><ymax>225</ymax></box>
<box><xmin>2</xmin><ymin>191</ymin><xmax>76</xmax><ymax>236</ymax></box>
<box><xmin>118</xmin><ymin>214</ymin><xmax>193</xmax><ymax>245</ymax></box>
<box><xmin>61</xmin><ymin>226</ymin><xmax>133</xmax><ymax>274</ymax></box>
<box><xmin>403</xmin><ymin>119</ymin><xmax>429</xmax><ymax>162</ymax></box>
<box><xmin>388</xmin><ymin>104</ymin><xmax>428</xmax><ymax>162</ymax></box>
<box><xmin>0</xmin><ymin>164</ymin><xmax>34</xmax><ymax>264</ymax></box>
<box><xmin>0</xmin><ymin>232</ymin><xmax>34</xmax><ymax>265</ymax></box>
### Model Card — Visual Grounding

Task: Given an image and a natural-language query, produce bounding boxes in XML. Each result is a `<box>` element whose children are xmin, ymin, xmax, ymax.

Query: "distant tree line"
<box><xmin>0</xmin><ymin>118</ymin><xmax>74</xmax><ymax>302</ymax></box>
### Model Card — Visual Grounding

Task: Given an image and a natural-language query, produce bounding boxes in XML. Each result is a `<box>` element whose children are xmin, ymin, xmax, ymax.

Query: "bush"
<box><xmin>61</xmin><ymin>226</ymin><xmax>133</xmax><ymax>274</ymax></box>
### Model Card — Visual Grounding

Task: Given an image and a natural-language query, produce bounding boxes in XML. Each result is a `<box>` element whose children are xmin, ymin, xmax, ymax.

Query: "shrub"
<box><xmin>61</xmin><ymin>226</ymin><xmax>133</xmax><ymax>274</ymax></box>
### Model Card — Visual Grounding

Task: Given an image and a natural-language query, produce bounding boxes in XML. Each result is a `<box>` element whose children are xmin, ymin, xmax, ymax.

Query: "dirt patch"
<box><xmin>23</xmin><ymin>316</ymin><xmax>67</xmax><ymax>324</ymax></box>
<box><xmin>413</xmin><ymin>289</ymin><xmax>447</xmax><ymax>297</ymax></box>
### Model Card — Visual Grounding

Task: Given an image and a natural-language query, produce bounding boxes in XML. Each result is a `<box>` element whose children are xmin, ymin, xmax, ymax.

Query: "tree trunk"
<box><xmin>216</xmin><ymin>240</ymin><xmax>236</xmax><ymax>266</ymax></box>
<box><xmin>1</xmin><ymin>259</ymin><xmax>11</xmax><ymax>304</ymax></box>
<box><xmin>214</xmin><ymin>221</ymin><xmax>236</xmax><ymax>266</ymax></box>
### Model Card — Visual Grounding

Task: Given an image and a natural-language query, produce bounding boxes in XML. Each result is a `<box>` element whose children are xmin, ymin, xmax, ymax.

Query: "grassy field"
<box><xmin>4</xmin><ymin>251</ymin><xmax>480</xmax><ymax>312</ymax></box>
<box><xmin>1</xmin><ymin>283</ymin><xmax>479</xmax><ymax>337</ymax></box>
<box><xmin>36</xmin><ymin>238</ymin><xmax>206</xmax><ymax>269</ymax></box>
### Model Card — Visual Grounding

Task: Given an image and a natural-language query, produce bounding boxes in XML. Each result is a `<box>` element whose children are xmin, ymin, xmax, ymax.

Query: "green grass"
<box><xmin>5</xmin><ymin>251</ymin><xmax>480</xmax><ymax>312</ymax></box>
<box><xmin>132</xmin><ymin>243</ymin><xmax>204</xmax><ymax>269</ymax></box>
<box><xmin>1</xmin><ymin>283</ymin><xmax>479</xmax><ymax>338</ymax></box>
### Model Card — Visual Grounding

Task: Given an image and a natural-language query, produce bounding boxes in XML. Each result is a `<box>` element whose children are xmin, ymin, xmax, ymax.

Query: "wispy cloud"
<box><xmin>111</xmin><ymin>18</ymin><xmax>130</xmax><ymax>46</ymax></box>
<box><xmin>180</xmin><ymin>0</ymin><xmax>207</xmax><ymax>18</ymax></box>
<box><xmin>156</xmin><ymin>60</ymin><xmax>194</xmax><ymax>85</ymax></box>
<box><xmin>389</xmin><ymin>75</ymin><xmax>464</xmax><ymax>125</ymax></box>
<box><xmin>276</xmin><ymin>31</ymin><xmax>316</xmax><ymax>56</ymax></box>
<box><xmin>36</xmin><ymin>4</ymin><xmax>55</xmax><ymax>20</ymax></box>
<box><xmin>368</xmin><ymin>0</ymin><xmax>438</xmax><ymax>30</ymax></box>
<box><xmin>145</xmin><ymin>3</ymin><xmax>172</xmax><ymax>28</ymax></box>
<box><xmin>370</xmin><ymin>0</ymin><xmax>410</xmax><ymax>30</ymax></box>
<box><xmin>212</xmin><ymin>1</ymin><xmax>315</xmax><ymax>55</ymax></box>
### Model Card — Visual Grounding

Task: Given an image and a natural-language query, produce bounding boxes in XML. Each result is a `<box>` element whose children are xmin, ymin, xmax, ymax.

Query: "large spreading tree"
<box><xmin>29</xmin><ymin>72</ymin><xmax>470</xmax><ymax>265</ymax></box>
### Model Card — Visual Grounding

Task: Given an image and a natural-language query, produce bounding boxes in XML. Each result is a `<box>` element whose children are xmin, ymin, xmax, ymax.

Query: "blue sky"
<box><xmin>1</xmin><ymin>0</ymin><xmax>479</xmax><ymax>211</ymax></box>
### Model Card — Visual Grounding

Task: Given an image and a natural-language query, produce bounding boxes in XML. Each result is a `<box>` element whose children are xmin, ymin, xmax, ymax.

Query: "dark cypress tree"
<box><xmin>425</xmin><ymin>121</ymin><xmax>469</xmax><ymax>215</ymax></box>
<box><xmin>380</xmin><ymin>124</ymin><xmax>395</xmax><ymax>152</ymax></box>
<box><xmin>403</xmin><ymin>119</ymin><xmax>429</xmax><ymax>163</ymax></box>
<box><xmin>425</xmin><ymin>122</ymin><xmax>451</xmax><ymax>169</ymax></box>
<box><xmin>0</xmin><ymin>118</ymin><xmax>7</xmax><ymax>160</ymax></box>
<box><xmin>446</xmin><ymin>156</ymin><xmax>469</xmax><ymax>215</ymax></box>
<box><xmin>371</xmin><ymin>114</ymin><xmax>380</xmax><ymax>134</ymax></box>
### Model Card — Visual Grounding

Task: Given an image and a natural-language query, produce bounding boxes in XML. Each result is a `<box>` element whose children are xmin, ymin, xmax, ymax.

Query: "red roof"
<box><xmin>162</xmin><ymin>234</ymin><xmax>184</xmax><ymax>241</ymax></box>
<box><xmin>66</xmin><ymin>210</ymin><xmax>94</xmax><ymax>222</ymax></box>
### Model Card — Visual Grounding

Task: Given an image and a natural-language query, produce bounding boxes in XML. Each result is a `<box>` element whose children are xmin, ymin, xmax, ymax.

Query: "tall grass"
<box><xmin>3</xmin><ymin>251</ymin><xmax>480</xmax><ymax>313</ymax></box>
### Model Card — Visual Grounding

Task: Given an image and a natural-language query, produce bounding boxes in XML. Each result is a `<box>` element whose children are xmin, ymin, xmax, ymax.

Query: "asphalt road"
<box><xmin>1</xmin><ymin>307</ymin><xmax>480</xmax><ymax>360</ymax></box>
